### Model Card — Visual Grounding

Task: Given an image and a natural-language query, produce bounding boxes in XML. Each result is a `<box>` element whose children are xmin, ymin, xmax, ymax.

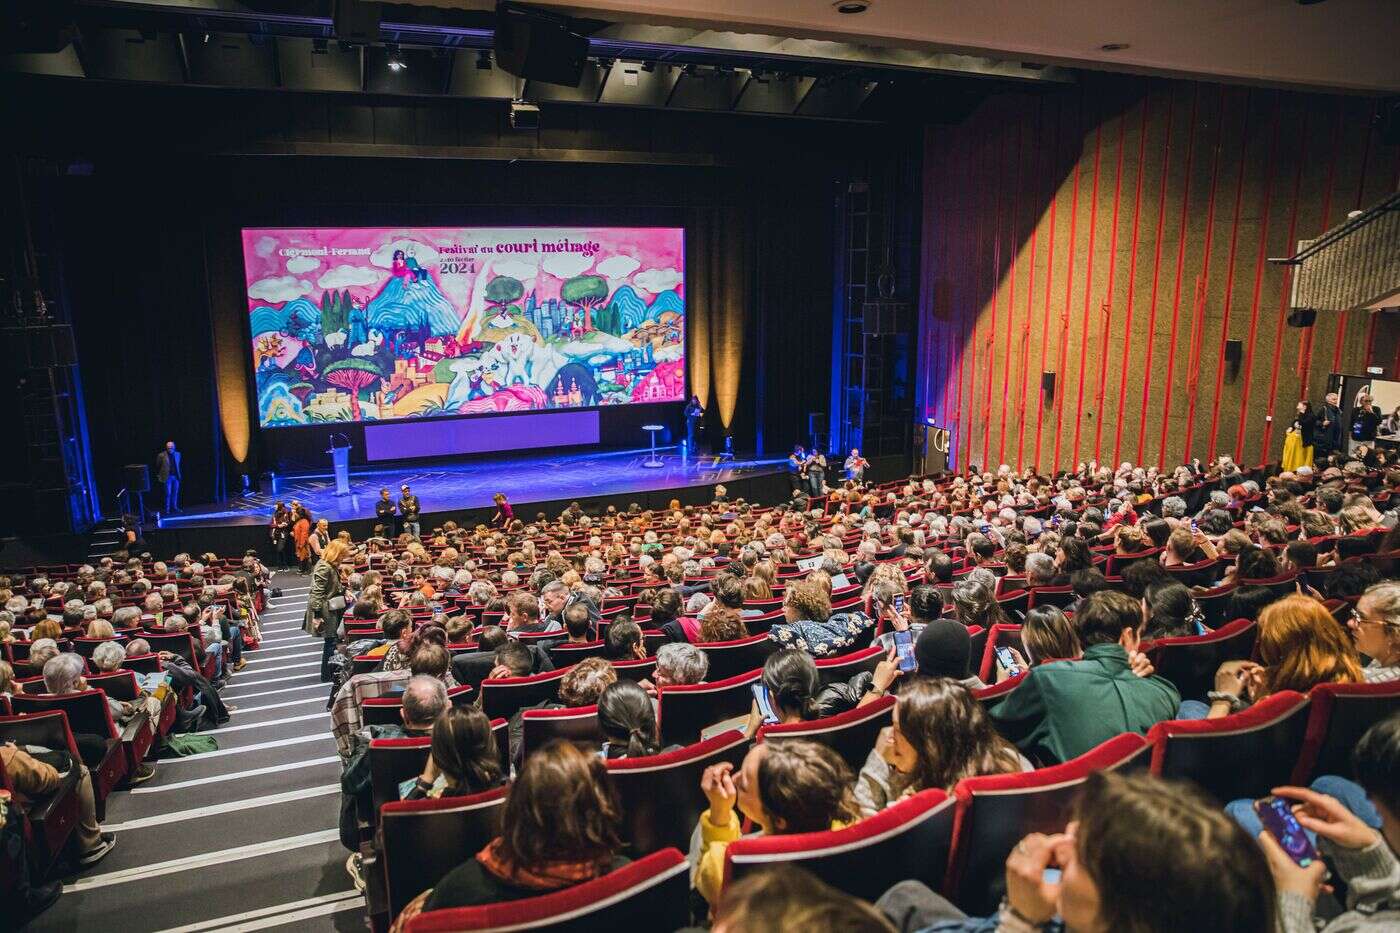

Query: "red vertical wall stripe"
<box><xmin>1052</xmin><ymin>94</ymin><xmax>1085</xmax><ymax>469</ymax></box>
<box><xmin>1071</xmin><ymin>114</ymin><xmax>1105</xmax><ymax>464</ymax></box>
<box><xmin>1135</xmin><ymin>88</ymin><xmax>1177</xmax><ymax>465</ymax></box>
<box><xmin>1033</xmin><ymin>97</ymin><xmax>1062</xmax><ymax>472</ymax></box>
<box><xmin>997</xmin><ymin>112</ymin><xmax>1025</xmax><ymax>468</ymax></box>
<box><xmin>1157</xmin><ymin>84</ymin><xmax>1202</xmax><ymax>469</ymax></box>
<box><xmin>1233</xmin><ymin>95</ymin><xmax>1283</xmax><ymax>464</ymax></box>
<box><xmin>1206</xmin><ymin>89</ymin><xmax>1252</xmax><ymax>461</ymax></box>
<box><xmin>1093</xmin><ymin>103</ymin><xmax>1129</xmax><ymax>462</ymax></box>
<box><xmin>982</xmin><ymin>114</ymin><xmax>1007</xmax><ymax>468</ymax></box>
<box><xmin>1015</xmin><ymin>97</ymin><xmax>1044</xmax><ymax>471</ymax></box>
<box><xmin>1259</xmin><ymin>106</ymin><xmax>1311</xmax><ymax>463</ymax></box>
<box><xmin>1114</xmin><ymin>94</ymin><xmax>1151</xmax><ymax>466</ymax></box>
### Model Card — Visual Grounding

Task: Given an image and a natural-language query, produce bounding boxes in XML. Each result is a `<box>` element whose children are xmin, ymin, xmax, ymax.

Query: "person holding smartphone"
<box><xmin>743</xmin><ymin>650</ymin><xmax>821</xmax><ymax>739</ymax></box>
<box><xmin>1255</xmin><ymin>713</ymin><xmax>1400</xmax><ymax>933</ymax></box>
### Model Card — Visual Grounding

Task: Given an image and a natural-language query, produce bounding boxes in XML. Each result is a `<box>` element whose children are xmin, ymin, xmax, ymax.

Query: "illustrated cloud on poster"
<box><xmin>241</xmin><ymin>225</ymin><xmax>686</xmax><ymax>429</ymax></box>
<box><xmin>541</xmin><ymin>253</ymin><xmax>594</xmax><ymax>280</ymax></box>
<box><xmin>286</xmin><ymin>256</ymin><xmax>321</xmax><ymax>274</ymax></box>
<box><xmin>317</xmin><ymin>264</ymin><xmax>383</xmax><ymax>290</ymax></box>
<box><xmin>596</xmin><ymin>255</ymin><xmax>641</xmax><ymax>279</ymax></box>
<box><xmin>249</xmin><ymin>275</ymin><xmax>314</xmax><ymax>303</ymax></box>
<box><xmin>633</xmin><ymin>267</ymin><xmax>683</xmax><ymax>293</ymax></box>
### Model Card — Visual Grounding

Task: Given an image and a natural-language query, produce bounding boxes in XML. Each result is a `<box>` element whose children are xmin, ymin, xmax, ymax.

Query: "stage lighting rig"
<box><xmin>386</xmin><ymin>43</ymin><xmax>406</xmax><ymax>71</ymax></box>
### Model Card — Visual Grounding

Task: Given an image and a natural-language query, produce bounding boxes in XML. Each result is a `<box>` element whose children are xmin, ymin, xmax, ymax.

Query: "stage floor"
<box><xmin>159</xmin><ymin>447</ymin><xmax>787</xmax><ymax>529</ymax></box>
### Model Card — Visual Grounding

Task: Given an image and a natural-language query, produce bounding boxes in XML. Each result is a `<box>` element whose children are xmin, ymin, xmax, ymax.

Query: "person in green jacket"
<box><xmin>990</xmin><ymin>590</ymin><xmax>1180</xmax><ymax>764</ymax></box>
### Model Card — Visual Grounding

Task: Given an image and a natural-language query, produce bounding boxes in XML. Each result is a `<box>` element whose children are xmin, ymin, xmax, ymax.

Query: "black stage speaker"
<box><xmin>333</xmin><ymin>0</ymin><xmax>381</xmax><ymax>44</ymax></box>
<box><xmin>494</xmin><ymin>2</ymin><xmax>588</xmax><ymax>87</ymax></box>
<box><xmin>1224</xmin><ymin>339</ymin><xmax>1243</xmax><ymax>379</ymax></box>
<box><xmin>1041</xmin><ymin>371</ymin><xmax>1056</xmax><ymax>404</ymax></box>
<box><xmin>1287</xmin><ymin>308</ymin><xmax>1317</xmax><ymax>328</ymax></box>
<box><xmin>125</xmin><ymin>464</ymin><xmax>151</xmax><ymax>493</ymax></box>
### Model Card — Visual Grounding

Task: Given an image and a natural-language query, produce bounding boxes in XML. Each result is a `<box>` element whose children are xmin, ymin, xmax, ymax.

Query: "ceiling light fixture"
<box><xmin>386</xmin><ymin>43</ymin><xmax>406</xmax><ymax>71</ymax></box>
<box><xmin>1100</xmin><ymin>42</ymin><xmax>1130</xmax><ymax>51</ymax></box>
<box><xmin>832</xmin><ymin>0</ymin><xmax>872</xmax><ymax>12</ymax></box>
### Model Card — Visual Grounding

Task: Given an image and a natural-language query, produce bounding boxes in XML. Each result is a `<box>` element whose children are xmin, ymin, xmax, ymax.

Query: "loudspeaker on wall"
<box><xmin>1041</xmin><ymin>371</ymin><xmax>1056</xmax><ymax>403</ymax></box>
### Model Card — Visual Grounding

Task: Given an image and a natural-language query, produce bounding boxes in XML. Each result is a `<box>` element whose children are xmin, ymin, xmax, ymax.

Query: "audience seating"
<box><xmin>606</xmin><ymin>729</ymin><xmax>749</xmax><ymax>855</ymax></box>
<box><xmin>657</xmin><ymin>669</ymin><xmax>761</xmax><ymax>747</ymax></box>
<box><xmin>368</xmin><ymin>737</ymin><xmax>432</xmax><ymax>815</ymax></box>
<box><xmin>1143</xmin><ymin>617</ymin><xmax>1258</xmax><ymax>702</ymax></box>
<box><xmin>479</xmin><ymin>667</ymin><xmax>570</xmax><ymax>721</ymax></box>
<box><xmin>0</xmin><ymin>711</ymin><xmax>82</xmax><ymax>878</ymax></box>
<box><xmin>696</xmin><ymin>633</ymin><xmax>779</xmax><ymax>681</ymax></box>
<box><xmin>378</xmin><ymin>785</ymin><xmax>508</xmax><ymax>918</ymax></box>
<box><xmin>758</xmin><ymin>694</ymin><xmax>896</xmax><ymax>771</ymax></box>
<box><xmin>978</xmin><ymin>624</ymin><xmax>1024</xmax><ymax>684</ymax></box>
<box><xmin>548</xmin><ymin>641</ymin><xmax>607</xmax><ymax>665</ymax></box>
<box><xmin>945</xmin><ymin>733</ymin><xmax>1153</xmax><ymax>915</ymax></box>
<box><xmin>88</xmin><ymin>668</ymin><xmax>174</xmax><ymax>739</ymax></box>
<box><xmin>141</xmin><ymin>631</ymin><xmax>216</xmax><ymax>679</ymax></box>
<box><xmin>813</xmin><ymin>646</ymin><xmax>884</xmax><ymax>686</ymax></box>
<box><xmin>1291</xmin><ymin>681</ymin><xmax>1400</xmax><ymax>784</ymax></box>
<box><xmin>1025</xmin><ymin>586</ymin><xmax>1074</xmax><ymax>610</ymax></box>
<box><xmin>520</xmin><ymin>705</ymin><xmax>604</xmax><ymax>761</ymax></box>
<box><xmin>1148</xmin><ymin>690</ymin><xmax>1312</xmax><ymax>803</ymax></box>
<box><xmin>11</xmin><ymin>689</ymin><xmax>136</xmax><ymax>813</ymax></box>
<box><xmin>612</xmin><ymin>657</ymin><xmax>657</xmax><ymax>683</ymax></box>
<box><xmin>405</xmin><ymin>848</ymin><xmax>690</xmax><ymax>932</ymax></box>
<box><xmin>724</xmin><ymin>788</ymin><xmax>957</xmax><ymax>902</ymax></box>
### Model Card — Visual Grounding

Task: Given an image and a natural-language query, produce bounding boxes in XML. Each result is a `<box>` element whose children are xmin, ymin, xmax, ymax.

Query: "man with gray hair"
<box><xmin>651</xmin><ymin>642</ymin><xmax>709</xmax><ymax>691</ymax></box>
<box><xmin>1025</xmin><ymin>552</ymin><xmax>1057</xmax><ymax>588</ymax></box>
<box><xmin>28</xmin><ymin>638</ymin><xmax>60</xmax><ymax>671</ymax></box>
<box><xmin>1160</xmin><ymin>496</ymin><xmax>1187</xmax><ymax>520</ymax></box>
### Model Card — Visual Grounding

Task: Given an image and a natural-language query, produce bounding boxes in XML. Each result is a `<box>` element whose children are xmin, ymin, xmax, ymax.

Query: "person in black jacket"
<box><xmin>1314</xmin><ymin>391</ymin><xmax>1345</xmax><ymax>463</ymax></box>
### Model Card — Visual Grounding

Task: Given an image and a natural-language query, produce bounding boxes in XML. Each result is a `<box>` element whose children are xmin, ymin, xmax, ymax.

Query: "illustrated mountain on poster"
<box><xmin>365</xmin><ymin>273</ymin><xmax>460</xmax><ymax>337</ymax></box>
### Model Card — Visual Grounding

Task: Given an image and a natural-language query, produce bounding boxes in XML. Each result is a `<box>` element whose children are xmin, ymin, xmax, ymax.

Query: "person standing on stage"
<box><xmin>806</xmin><ymin>448</ymin><xmax>827</xmax><ymax>497</ymax></box>
<box><xmin>1314</xmin><ymin>391</ymin><xmax>1344</xmax><ymax>466</ymax></box>
<box><xmin>375</xmin><ymin>488</ymin><xmax>398</xmax><ymax>536</ymax></box>
<box><xmin>270</xmin><ymin>501</ymin><xmax>291</xmax><ymax>569</ymax></box>
<box><xmin>491</xmin><ymin>493</ymin><xmax>514</xmax><ymax>528</ymax></box>
<box><xmin>155</xmin><ymin>440</ymin><xmax>182</xmax><ymax>513</ymax></box>
<box><xmin>683</xmin><ymin>395</ymin><xmax>705</xmax><ymax>454</ymax></box>
<box><xmin>398</xmin><ymin>484</ymin><xmax>421</xmax><ymax>539</ymax></box>
<box><xmin>788</xmin><ymin>445</ymin><xmax>807</xmax><ymax>497</ymax></box>
<box><xmin>844</xmin><ymin>448</ymin><xmax>869</xmax><ymax>484</ymax></box>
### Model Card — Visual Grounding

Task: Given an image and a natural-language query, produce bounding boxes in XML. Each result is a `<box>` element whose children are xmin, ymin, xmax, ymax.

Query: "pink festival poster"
<box><xmin>242</xmin><ymin>226</ymin><xmax>686</xmax><ymax>427</ymax></box>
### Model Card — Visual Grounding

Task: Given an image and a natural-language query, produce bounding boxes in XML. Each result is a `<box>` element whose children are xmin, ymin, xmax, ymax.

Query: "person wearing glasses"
<box><xmin>1352</xmin><ymin>582</ymin><xmax>1400</xmax><ymax>683</ymax></box>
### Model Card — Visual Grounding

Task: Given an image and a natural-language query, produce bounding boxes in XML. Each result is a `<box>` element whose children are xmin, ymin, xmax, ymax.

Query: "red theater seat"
<box><xmin>657</xmin><ymin>669</ymin><xmax>761</xmax><ymax>747</ymax></box>
<box><xmin>758</xmin><ymin>694</ymin><xmax>895</xmax><ymax>771</ymax></box>
<box><xmin>724</xmin><ymin>787</ymin><xmax>956</xmax><ymax>903</ymax></box>
<box><xmin>0</xmin><ymin>712</ymin><xmax>82</xmax><ymax>879</ymax></box>
<box><xmin>520</xmin><ymin>704</ymin><xmax>604</xmax><ymax>761</ymax></box>
<box><xmin>606</xmin><ymin>729</ymin><xmax>749</xmax><ymax>855</ymax></box>
<box><xmin>696</xmin><ymin>633</ymin><xmax>779</xmax><ymax>681</ymax></box>
<box><xmin>379</xmin><ymin>785</ymin><xmax>508</xmax><ymax>919</ymax></box>
<box><xmin>11</xmin><ymin>689</ymin><xmax>134</xmax><ymax>811</ymax></box>
<box><xmin>479</xmin><ymin>667</ymin><xmax>569</xmax><ymax>721</ymax></box>
<box><xmin>1026</xmin><ymin>586</ymin><xmax>1074</xmax><ymax>610</ymax></box>
<box><xmin>978</xmin><ymin>624</ymin><xmax>1024</xmax><ymax>684</ymax></box>
<box><xmin>946</xmin><ymin>733</ymin><xmax>1153</xmax><ymax>915</ymax></box>
<box><xmin>612</xmin><ymin>657</ymin><xmax>657</xmax><ymax>683</ymax></box>
<box><xmin>405</xmin><ymin>848</ymin><xmax>690</xmax><ymax>932</ymax></box>
<box><xmin>813</xmin><ymin>646</ymin><xmax>883</xmax><ymax>686</ymax></box>
<box><xmin>1291</xmin><ymin>681</ymin><xmax>1400</xmax><ymax>784</ymax></box>
<box><xmin>368</xmin><ymin>736</ymin><xmax>432</xmax><ymax>815</ymax></box>
<box><xmin>1143</xmin><ymin>617</ymin><xmax>1257</xmax><ymax>702</ymax></box>
<box><xmin>1148</xmin><ymin>690</ymin><xmax>1312</xmax><ymax>803</ymax></box>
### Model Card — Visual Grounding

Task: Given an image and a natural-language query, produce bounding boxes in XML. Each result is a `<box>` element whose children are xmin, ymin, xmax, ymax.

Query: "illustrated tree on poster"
<box><xmin>323</xmin><ymin>358</ymin><xmax>384</xmax><ymax>421</ymax></box>
<box><xmin>321</xmin><ymin>290</ymin><xmax>350</xmax><ymax>342</ymax></box>
<box><xmin>560</xmin><ymin>275</ymin><xmax>609</xmax><ymax>333</ymax></box>
<box><xmin>484</xmin><ymin>276</ymin><xmax>525</xmax><ymax>315</ymax></box>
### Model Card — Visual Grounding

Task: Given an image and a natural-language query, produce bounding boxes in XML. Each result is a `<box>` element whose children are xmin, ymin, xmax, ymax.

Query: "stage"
<box><xmin>146</xmin><ymin>445</ymin><xmax>790</xmax><ymax>555</ymax></box>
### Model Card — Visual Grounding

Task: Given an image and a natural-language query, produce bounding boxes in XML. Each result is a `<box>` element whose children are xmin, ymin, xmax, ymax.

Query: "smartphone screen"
<box><xmin>1254</xmin><ymin>797</ymin><xmax>1318</xmax><ymax>867</ymax></box>
<box><xmin>752</xmin><ymin>683</ymin><xmax>780</xmax><ymax>725</ymax></box>
<box><xmin>995</xmin><ymin>646</ymin><xmax>1022</xmax><ymax>677</ymax></box>
<box><xmin>893</xmin><ymin>630</ymin><xmax>918</xmax><ymax>673</ymax></box>
<box><xmin>893</xmin><ymin>595</ymin><xmax>906</xmax><ymax>614</ymax></box>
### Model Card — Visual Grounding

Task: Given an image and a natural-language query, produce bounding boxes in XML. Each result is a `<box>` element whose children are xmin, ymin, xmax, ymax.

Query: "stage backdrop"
<box><xmin>241</xmin><ymin>226</ymin><xmax>685</xmax><ymax>428</ymax></box>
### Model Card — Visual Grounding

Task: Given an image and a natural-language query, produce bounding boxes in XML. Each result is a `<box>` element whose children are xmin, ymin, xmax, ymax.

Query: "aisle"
<box><xmin>30</xmin><ymin>573</ymin><xmax>364</xmax><ymax>933</ymax></box>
